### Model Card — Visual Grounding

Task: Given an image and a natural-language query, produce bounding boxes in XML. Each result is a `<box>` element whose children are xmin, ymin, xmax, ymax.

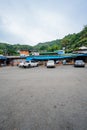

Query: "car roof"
<box><xmin>48</xmin><ymin>60</ymin><xmax>54</xmax><ymax>62</ymax></box>
<box><xmin>75</xmin><ymin>60</ymin><xmax>83</xmax><ymax>62</ymax></box>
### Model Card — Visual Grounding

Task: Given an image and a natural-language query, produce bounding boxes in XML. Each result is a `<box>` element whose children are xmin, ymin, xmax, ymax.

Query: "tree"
<box><xmin>0</xmin><ymin>49</ymin><xmax>3</xmax><ymax>54</ymax></box>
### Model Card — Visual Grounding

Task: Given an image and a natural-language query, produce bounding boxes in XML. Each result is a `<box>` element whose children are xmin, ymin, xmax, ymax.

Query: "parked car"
<box><xmin>46</xmin><ymin>60</ymin><xmax>55</xmax><ymax>68</ymax></box>
<box><xmin>74</xmin><ymin>60</ymin><xmax>85</xmax><ymax>67</ymax></box>
<box><xmin>23</xmin><ymin>60</ymin><xmax>38</xmax><ymax>68</ymax></box>
<box><xmin>18</xmin><ymin>61</ymin><xmax>25</xmax><ymax>67</ymax></box>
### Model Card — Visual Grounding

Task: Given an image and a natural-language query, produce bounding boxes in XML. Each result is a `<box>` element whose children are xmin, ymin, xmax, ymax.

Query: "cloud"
<box><xmin>0</xmin><ymin>0</ymin><xmax>87</xmax><ymax>45</ymax></box>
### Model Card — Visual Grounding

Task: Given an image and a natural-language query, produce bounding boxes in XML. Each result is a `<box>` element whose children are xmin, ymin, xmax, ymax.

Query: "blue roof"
<box><xmin>26</xmin><ymin>55</ymin><xmax>77</xmax><ymax>61</ymax></box>
<box><xmin>26</xmin><ymin>53</ymin><xmax>87</xmax><ymax>61</ymax></box>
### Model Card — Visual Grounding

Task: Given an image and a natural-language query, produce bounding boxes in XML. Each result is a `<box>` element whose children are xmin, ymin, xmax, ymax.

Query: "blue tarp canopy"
<box><xmin>26</xmin><ymin>53</ymin><xmax>87</xmax><ymax>61</ymax></box>
<box><xmin>26</xmin><ymin>54</ymin><xmax>77</xmax><ymax>61</ymax></box>
<box><xmin>26</xmin><ymin>57</ymin><xmax>33</xmax><ymax>61</ymax></box>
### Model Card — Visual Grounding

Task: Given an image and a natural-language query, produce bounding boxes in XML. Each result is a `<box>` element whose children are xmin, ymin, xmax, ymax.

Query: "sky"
<box><xmin>0</xmin><ymin>0</ymin><xmax>87</xmax><ymax>46</ymax></box>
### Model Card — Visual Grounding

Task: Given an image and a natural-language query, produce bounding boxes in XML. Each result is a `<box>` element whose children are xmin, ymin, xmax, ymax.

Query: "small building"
<box><xmin>31</xmin><ymin>52</ymin><xmax>39</xmax><ymax>56</ymax></box>
<box><xmin>20</xmin><ymin>49</ymin><xmax>30</xmax><ymax>56</ymax></box>
<box><xmin>74</xmin><ymin>46</ymin><xmax>87</xmax><ymax>54</ymax></box>
<box><xmin>6</xmin><ymin>56</ymin><xmax>26</xmax><ymax>66</ymax></box>
<box><xmin>56</xmin><ymin>50</ymin><xmax>65</xmax><ymax>55</ymax></box>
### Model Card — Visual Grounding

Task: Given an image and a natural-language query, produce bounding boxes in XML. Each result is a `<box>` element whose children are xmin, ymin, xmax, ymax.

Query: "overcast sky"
<box><xmin>0</xmin><ymin>0</ymin><xmax>87</xmax><ymax>45</ymax></box>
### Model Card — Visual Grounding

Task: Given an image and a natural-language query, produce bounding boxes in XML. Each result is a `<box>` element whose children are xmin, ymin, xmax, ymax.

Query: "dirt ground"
<box><xmin>0</xmin><ymin>65</ymin><xmax>87</xmax><ymax>130</ymax></box>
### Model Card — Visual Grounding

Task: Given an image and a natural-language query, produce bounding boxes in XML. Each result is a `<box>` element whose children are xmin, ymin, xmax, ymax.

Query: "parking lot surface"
<box><xmin>0</xmin><ymin>65</ymin><xmax>87</xmax><ymax>130</ymax></box>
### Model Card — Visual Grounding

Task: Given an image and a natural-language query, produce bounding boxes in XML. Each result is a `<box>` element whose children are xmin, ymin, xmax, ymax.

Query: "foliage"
<box><xmin>0</xmin><ymin>25</ymin><xmax>87</xmax><ymax>55</ymax></box>
<box><xmin>0</xmin><ymin>43</ymin><xmax>33</xmax><ymax>55</ymax></box>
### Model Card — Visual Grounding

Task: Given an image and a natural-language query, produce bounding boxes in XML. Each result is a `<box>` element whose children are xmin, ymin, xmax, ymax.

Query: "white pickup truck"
<box><xmin>23</xmin><ymin>60</ymin><xmax>38</xmax><ymax>68</ymax></box>
<box><xmin>19</xmin><ymin>61</ymin><xmax>25</xmax><ymax>67</ymax></box>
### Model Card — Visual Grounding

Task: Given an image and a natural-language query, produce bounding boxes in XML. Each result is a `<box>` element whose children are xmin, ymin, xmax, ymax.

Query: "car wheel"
<box><xmin>36</xmin><ymin>64</ymin><xmax>38</xmax><ymax>67</ymax></box>
<box><xmin>28</xmin><ymin>64</ymin><xmax>30</xmax><ymax>68</ymax></box>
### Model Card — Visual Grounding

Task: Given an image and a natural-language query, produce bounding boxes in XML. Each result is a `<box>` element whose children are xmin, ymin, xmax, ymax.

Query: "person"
<box><xmin>63</xmin><ymin>59</ymin><xmax>66</xmax><ymax>65</ymax></box>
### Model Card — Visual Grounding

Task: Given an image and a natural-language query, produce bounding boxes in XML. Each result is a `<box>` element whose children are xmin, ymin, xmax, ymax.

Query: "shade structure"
<box><xmin>26</xmin><ymin>54</ymin><xmax>78</xmax><ymax>61</ymax></box>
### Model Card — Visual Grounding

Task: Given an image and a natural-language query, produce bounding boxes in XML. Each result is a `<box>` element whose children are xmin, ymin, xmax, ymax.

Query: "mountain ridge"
<box><xmin>0</xmin><ymin>25</ymin><xmax>87</xmax><ymax>55</ymax></box>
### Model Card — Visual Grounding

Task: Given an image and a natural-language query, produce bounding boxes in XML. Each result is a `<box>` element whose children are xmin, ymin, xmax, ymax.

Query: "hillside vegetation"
<box><xmin>0</xmin><ymin>26</ymin><xmax>87</xmax><ymax>55</ymax></box>
<box><xmin>35</xmin><ymin>25</ymin><xmax>87</xmax><ymax>52</ymax></box>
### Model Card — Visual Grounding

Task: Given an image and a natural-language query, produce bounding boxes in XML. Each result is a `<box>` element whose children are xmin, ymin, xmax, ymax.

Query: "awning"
<box><xmin>26</xmin><ymin>55</ymin><xmax>77</xmax><ymax>61</ymax></box>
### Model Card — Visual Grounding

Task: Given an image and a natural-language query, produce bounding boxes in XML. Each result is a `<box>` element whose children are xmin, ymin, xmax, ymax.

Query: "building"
<box><xmin>74</xmin><ymin>46</ymin><xmax>87</xmax><ymax>54</ymax></box>
<box><xmin>31</xmin><ymin>52</ymin><xmax>39</xmax><ymax>56</ymax></box>
<box><xmin>56</xmin><ymin>50</ymin><xmax>65</xmax><ymax>55</ymax></box>
<box><xmin>19</xmin><ymin>49</ymin><xmax>30</xmax><ymax>56</ymax></box>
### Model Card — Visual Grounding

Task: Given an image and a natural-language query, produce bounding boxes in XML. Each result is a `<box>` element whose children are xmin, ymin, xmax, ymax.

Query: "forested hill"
<box><xmin>60</xmin><ymin>25</ymin><xmax>87</xmax><ymax>52</ymax></box>
<box><xmin>34</xmin><ymin>25</ymin><xmax>87</xmax><ymax>52</ymax></box>
<box><xmin>0</xmin><ymin>26</ymin><xmax>87</xmax><ymax>55</ymax></box>
<box><xmin>0</xmin><ymin>43</ymin><xmax>33</xmax><ymax>55</ymax></box>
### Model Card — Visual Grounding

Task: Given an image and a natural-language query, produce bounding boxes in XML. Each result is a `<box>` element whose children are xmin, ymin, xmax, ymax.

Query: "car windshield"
<box><xmin>48</xmin><ymin>60</ymin><xmax>54</xmax><ymax>63</ymax></box>
<box><xmin>76</xmin><ymin>60</ymin><xmax>83</xmax><ymax>63</ymax></box>
<box><xmin>31</xmin><ymin>60</ymin><xmax>36</xmax><ymax>63</ymax></box>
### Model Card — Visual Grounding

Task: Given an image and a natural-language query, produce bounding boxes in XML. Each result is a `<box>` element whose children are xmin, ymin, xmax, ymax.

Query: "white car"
<box><xmin>18</xmin><ymin>61</ymin><xmax>24</xmax><ymax>67</ymax></box>
<box><xmin>23</xmin><ymin>60</ymin><xmax>38</xmax><ymax>68</ymax></box>
<box><xmin>46</xmin><ymin>60</ymin><xmax>55</xmax><ymax>68</ymax></box>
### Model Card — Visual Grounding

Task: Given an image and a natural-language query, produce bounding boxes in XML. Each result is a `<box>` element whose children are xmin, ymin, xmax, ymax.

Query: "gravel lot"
<box><xmin>0</xmin><ymin>65</ymin><xmax>87</xmax><ymax>130</ymax></box>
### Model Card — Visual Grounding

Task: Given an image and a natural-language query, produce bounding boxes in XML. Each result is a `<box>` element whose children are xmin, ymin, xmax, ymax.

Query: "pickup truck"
<box><xmin>23</xmin><ymin>60</ymin><xmax>38</xmax><ymax>68</ymax></box>
<box><xmin>18</xmin><ymin>61</ymin><xmax>25</xmax><ymax>67</ymax></box>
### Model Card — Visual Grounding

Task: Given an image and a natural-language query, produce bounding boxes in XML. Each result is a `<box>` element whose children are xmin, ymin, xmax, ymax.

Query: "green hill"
<box><xmin>60</xmin><ymin>25</ymin><xmax>87</xmax><ymax>52</ymax></box>
<box><xmin>35</xmin><ymin>25</ymin><xmax>87</xmax><ymax>53</ymax></box>
<box><xmin>0</xmin><ymin>25</ymin><xmax>87</xmax><ymax>55</ymax></box>
<box><xmin>34</xmin><ymin>39</ymin><xmax>61</xmax><ymax>52</ymax></box>
<box><xmin>0</xmin><ymin>43</ymin><xmax>33</xmax><ymax>55</ymax></box>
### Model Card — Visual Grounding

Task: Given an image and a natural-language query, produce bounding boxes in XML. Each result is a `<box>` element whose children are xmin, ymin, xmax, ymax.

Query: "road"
<box><xmin>0</xmin><ymin>65</ymin><xmax>87</xmax><ymax>130</ymax></box>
